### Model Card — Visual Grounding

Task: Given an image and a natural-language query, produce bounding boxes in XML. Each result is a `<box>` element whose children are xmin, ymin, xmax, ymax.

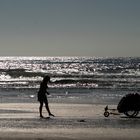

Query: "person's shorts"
<box><xmin>38</xmin><ymin>94</ymin><xmax>48</xmax><ymax>103</ymax></box>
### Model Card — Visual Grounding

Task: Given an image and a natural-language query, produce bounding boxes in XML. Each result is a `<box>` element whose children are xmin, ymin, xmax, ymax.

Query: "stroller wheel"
<box><xmin>124</xmin><ymin>111</ymin><xmax>139</xmax><ymax>117</ymax></box>
<box><xmin>133</xmin><ymin>111</ymin><xmax>139</xmax><ymax>117</ymax></box>
<box><xmin>104</xmin><ymin>111</ymin><xmax>109</xmax><ymax>117</ymax></box>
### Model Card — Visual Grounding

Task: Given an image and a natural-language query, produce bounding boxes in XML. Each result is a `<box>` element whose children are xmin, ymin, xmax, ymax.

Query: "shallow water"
<box><xmin>0</xmin><ymin>88</ymin><xmax>137</xmax><ymax>105</ymax></box>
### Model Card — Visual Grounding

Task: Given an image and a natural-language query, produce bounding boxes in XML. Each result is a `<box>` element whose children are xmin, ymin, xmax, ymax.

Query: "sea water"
<box><xmin>0</xmin><ymin>56</ymin><xmax>140</xmax><ymax>104</ymax></box>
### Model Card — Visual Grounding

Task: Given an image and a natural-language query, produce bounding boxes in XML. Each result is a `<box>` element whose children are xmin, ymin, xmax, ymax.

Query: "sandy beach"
<box><xmin>0</xmin><ymin>103</ymin><xmax>140</xmax><ymax>140</ymax></box>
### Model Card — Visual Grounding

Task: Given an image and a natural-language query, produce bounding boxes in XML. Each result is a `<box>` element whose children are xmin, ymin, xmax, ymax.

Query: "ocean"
<box><xmin>0</xmin><ymin>56</ymin><xmax>140</xmax><ymax>104</ymax></box>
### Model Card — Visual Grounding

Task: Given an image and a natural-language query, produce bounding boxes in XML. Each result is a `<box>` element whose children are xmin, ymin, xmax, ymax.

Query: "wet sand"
<box><xmin>0</xmin><ymin>103</ymin><xmax>140</xmax><ymax>140</ymax></box>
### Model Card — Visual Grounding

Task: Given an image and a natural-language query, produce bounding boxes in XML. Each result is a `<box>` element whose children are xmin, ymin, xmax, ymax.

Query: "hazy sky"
<box><xmin>0</xmin><ymin>0</ymin><xmax>140</xmax><ymax>57</ymax></box>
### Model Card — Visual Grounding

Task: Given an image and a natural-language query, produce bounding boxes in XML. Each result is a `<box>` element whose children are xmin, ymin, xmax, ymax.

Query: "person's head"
<box><xmin>43</xmin><ymin>76</ymin><xmax>50</xmax><ymax>83</ymax></box>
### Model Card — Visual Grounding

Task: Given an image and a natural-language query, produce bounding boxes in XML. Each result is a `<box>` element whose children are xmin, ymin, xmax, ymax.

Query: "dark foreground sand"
<box><xmin>0</xmin><ymin>103</ymin><xmax>140</xmax><ymax>140</ymax></box>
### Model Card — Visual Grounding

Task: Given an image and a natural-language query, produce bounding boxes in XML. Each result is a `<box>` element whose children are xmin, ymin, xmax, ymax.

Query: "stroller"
<box><xmin>104</xmin><ymin>93</ymin><xmax>140</xmax><ymax>117</ymax></box>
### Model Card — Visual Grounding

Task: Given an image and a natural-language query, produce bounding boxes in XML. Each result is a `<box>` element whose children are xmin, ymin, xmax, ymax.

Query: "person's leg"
<box><xmin>45</xmin><ymin>101</ymin><xmax>55</xmax><ymax>116</ymax></box>
<box><xmin>39</xmin><ymin>101</ymin><xmax>44</xmax><ymax>118</ymax></box>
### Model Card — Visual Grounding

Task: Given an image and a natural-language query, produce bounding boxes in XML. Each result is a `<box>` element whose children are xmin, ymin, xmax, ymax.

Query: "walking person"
<box><xmin>37</xmin><ymin>76</ymin><xmax>54</xmax><ymax>118</ymax></box>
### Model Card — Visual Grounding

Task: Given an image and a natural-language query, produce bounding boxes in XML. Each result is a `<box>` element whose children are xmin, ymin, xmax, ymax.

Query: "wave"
<box><xmin>0</xmin><ymin>57</ymin><xmax>139</xmax><ymax>89</ymax></box>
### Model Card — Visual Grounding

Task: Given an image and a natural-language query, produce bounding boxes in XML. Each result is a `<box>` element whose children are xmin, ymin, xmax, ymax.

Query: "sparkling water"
<box><xmin>0</xmin><ymin>56</ymin><xmax>140</xmax><ymax>104</ymax></box>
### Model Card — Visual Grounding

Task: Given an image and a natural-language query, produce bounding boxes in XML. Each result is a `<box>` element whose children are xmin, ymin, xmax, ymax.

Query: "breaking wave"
<box><xmin>0</xmin><ymin>57</ymin><xmax>140</xmax><ymax>90</ymax></box>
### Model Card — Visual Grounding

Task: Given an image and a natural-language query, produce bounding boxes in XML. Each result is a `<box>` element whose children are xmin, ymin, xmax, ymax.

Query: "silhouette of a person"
<box><xmin>37</xmin><ymin>76</ymin><xmax>54</xmax><ymax>118</ymax></box>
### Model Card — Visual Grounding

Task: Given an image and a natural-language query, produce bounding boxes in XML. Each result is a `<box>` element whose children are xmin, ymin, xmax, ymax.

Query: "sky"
<box><xmin>0</xmin><ymin>0</ymin><xmax>140</xmax><ymax>57</ymax></box>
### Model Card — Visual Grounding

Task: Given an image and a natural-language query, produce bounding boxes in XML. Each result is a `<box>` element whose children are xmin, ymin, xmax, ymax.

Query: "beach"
<box><xmin>0</xmin><ymin>57</ymin><xmax>140</xmax><ymax>139</ymax></box>
<box><xmin>0</xmin><ymin>103</ymin><xmax>140</xmax><ymax>140</ymax></box>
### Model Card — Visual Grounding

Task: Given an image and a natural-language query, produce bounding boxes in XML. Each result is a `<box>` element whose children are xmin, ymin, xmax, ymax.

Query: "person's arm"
<box><xmin>46</xmin><ymin>91</ymin><xmax>50</xmax><ymax>95</ymax></box>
